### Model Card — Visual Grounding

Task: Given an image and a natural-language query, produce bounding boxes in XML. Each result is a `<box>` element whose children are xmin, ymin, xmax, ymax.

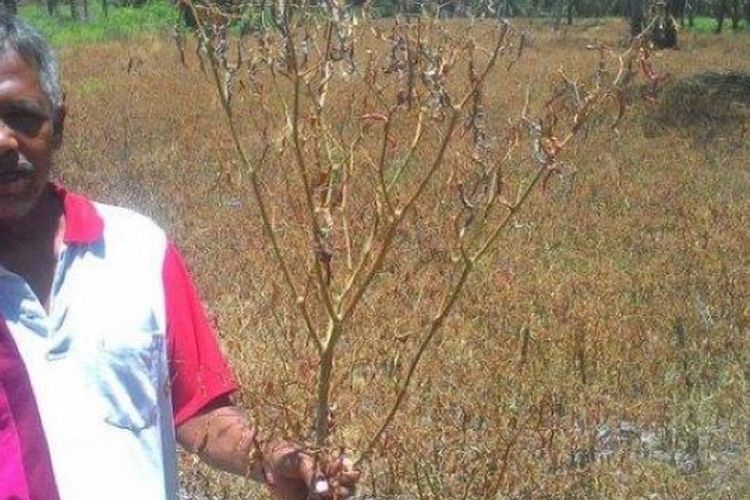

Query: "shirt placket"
<box><xmin>46</xmin><ymin>245</ymin><xmax>74</xmax><ymax>359</ymax></box>
<box><xmin>0</xmin><ymin>244</ymin><xmax>74</xmax><ymax>357</ymax></box>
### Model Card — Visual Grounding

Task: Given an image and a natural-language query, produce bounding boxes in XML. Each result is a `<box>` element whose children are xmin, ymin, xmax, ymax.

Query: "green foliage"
<box><xmin>19</xmin><ymin>0</ymin><xmax>176</xmax><ymax>45</ymax></box>
<box><xmin>687</xmin><ymin>15</ymin><xmax>747</xmax><ymax>32</ymax></box>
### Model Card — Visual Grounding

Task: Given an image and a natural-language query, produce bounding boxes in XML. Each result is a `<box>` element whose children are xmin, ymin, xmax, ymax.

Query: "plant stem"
<box><xmin>315</xmin><ymin>321</ymin><xmax>338</xmax><ymax>446</ymax></box>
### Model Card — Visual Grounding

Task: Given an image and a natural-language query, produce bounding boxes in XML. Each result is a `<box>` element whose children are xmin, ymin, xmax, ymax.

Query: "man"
<box><xmin>0</xmin><ymin>13</ymin><xmax>356</xmax><ymax>500</ymax></box>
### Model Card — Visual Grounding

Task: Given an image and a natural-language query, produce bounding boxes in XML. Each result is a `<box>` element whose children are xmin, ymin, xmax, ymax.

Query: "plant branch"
<box><xmin>386</xmin><ymin>110</ymin><xmax>426</xmax><ymax>193</ymax></box>
<box><xmin>185</xmin><ymin>0</ymin><xmax>323</xmax><ymax>353</ymax></box>
<box><xmin>355</xmin><ymin>253</ymin><xmax>473</xmax><ymax>465</ymax></box>
<box><xmin>341</xmin><ymin>107</ymin><xmax>462</xmax><ymax>322</ymax></box>
<box><xmin>288</xmin><ymin>36</ymin><xmax>339</xmax><ymax>323</ymax></box>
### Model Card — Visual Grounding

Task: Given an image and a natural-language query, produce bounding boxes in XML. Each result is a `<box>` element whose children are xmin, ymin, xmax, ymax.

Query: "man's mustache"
<box><xmin>0</xmin><ymin>160</ymin><xmax>34</xmax><ymax>180</ymax></box>
<box><xmin>0</xmin><ymin>160</ymin><xmax>34</xmax><ymax>175</ymax></box>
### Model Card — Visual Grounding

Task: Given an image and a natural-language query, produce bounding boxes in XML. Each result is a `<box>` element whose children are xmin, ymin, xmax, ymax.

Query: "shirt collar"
<box><xmin>49</xmin><ymin>183</ymin><xmax>104</xmax><ymax>245</ymax></box>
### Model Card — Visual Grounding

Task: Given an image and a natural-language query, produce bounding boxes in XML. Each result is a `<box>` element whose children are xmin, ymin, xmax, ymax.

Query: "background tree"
<box><xmin>687</xmin><ymin>0</ymin><xmax>700</xmax><ymax>26</ymax></box>
<box><xmin>652</xmin><ymin>0</ymin><xmax>678</xmax><ymax>47</ymax></box>
<box><xmin>668</xmin><ymin>0</ymin><xmax>686</xmax><ymax>25</ymax></box>
<box><xmin>566</xmin><ymin>0</ymin><xmax>578</xmax><ymax>25</ymax></box>
<box><xmin>729</xmin><ymin>0</ymin><xmax>744</xmax><ymax>28</ymax></box>
<box><xmin>626</xmin><ymin>0</ymin><xmax>646</xmax><ymax>36</ymax></box>
<box><xmin>69</xmin><ymin>0</ymin><xmax>90</xmax><ymax>21</ymax></box>
<box><xmin>714</xmin><ymin>0</ymin><xmax>726</xmax><ymax>31</ymax></box>
<box><xmin>2</xmin><ymin>0</ymin><xmax>17</xmax><ymax>14</ymax></box>
<box><xmin>710</xmin><ymin>0</ymin><xmax>747</xmax><ymax>31</ymax></box>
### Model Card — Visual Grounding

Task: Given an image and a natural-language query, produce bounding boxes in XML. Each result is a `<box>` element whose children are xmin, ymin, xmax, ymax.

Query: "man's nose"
<box><xmin>0</xmin><ymin>122</ymin><xmax>19</xmax><ymax>159</ymax></box>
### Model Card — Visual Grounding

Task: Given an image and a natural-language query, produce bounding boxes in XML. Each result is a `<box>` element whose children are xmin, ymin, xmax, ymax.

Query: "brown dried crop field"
<box><xmin>56</xmin><ymin>18</ymin><xmax>748</xmax><ymax>498</ymax></box>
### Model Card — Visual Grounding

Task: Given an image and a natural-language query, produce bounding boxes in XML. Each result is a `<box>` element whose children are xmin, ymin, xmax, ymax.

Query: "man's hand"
<box><xmin>176</xmin><ymin>400</ymin><xmax>359</xmax><ymax>499</ymax></box>
<box><xmin>263</xmin><ymin>440</ymin><xmax>360</xmax><ymax>500</ymax></box>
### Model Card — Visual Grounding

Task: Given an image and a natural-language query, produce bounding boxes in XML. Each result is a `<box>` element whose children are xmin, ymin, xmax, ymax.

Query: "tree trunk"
<box><xmin>730</xmin><ymin>0</ymin><xmax>742</xmax><ymax>28</ymax></box>
<box><xmin>101</xmin><ymin>0</ymin><xmax>108</xmax><ymax>17</ymax></box>
<box><xmin>499</xmin><ymin>0</ymin><xmax>514</xmax><ymax>17</ymax></box>
<box><xmin>715</xmin><ymin>0</ymin><xmax>727</xmax><ymax>33</ymax></box>
<box><xmin>82</xmin><ymin>0</ymin><xmax>89</xmax><ymax>20</ymax></box>
<box><xmin>47</xmin><ymin>0</ymin><xmax>57</xmax><ymax>15</ymax></box>
<box><xmin>687</xmin><ymin>0</ymin><xmax>699</xmax><ymax>26</ymax></box>
<box><xmin>626</xmin><ymin>0</ymin><xmax>645</xmax><ymax>36</ymax></box>
<box><xmin>669</xmin><ymin>0</ymin><xmax>686</xmax><ymax>27</ymax></box>
<box><xmin>566</xmin><ymin>0</ymin><xmax>574</xmax><ymax>25</ymax></box>
<box><xmin>70</xmin><ymin>0</ymin><xmax>83</xmax><ymax>21</ymax></box>
<box><xmin>2</xmin><ymin>0</ymin><xmax>17</xmax><ymax>14</ymax></box>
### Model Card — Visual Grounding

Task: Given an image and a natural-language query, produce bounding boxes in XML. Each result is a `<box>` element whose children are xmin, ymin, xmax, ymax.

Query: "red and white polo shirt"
<box><xmin>0</xmin><ymin>185</ymin><xmax>238</xmax><ymax>500</ymax></box>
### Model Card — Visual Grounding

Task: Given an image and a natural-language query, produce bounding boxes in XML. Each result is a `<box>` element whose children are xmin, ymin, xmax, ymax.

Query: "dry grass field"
<box><xmin>56</xmin><ymin>17</ymin><xmax>748</xmax><ymax>498</ymax></box>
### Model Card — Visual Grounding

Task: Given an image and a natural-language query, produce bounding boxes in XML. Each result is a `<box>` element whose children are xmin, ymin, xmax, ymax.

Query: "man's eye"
<box><xmin>3</xmin><ymin>111</ymin><xmax>45</xmax><ymax>136</ymax></box>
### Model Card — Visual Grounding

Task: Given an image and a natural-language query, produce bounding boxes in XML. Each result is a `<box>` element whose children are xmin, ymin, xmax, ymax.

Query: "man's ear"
<box><xmin>52</xmin><ymin>101</ymin><xmax>66</xmax><ymax>150</ymax></box>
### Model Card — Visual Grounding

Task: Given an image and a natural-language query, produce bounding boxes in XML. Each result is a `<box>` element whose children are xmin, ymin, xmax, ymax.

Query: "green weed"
<box><xmin>19</xmin><ymin>0</ymin><xmax>176</xmax><ymax>46</ymax></box>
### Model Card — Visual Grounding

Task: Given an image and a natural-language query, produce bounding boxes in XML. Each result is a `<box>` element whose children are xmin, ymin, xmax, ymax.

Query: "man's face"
<box><xmin>0</xmin><ymin>49</ymin><xmax>61</xmax><ymax>222</ymax></box>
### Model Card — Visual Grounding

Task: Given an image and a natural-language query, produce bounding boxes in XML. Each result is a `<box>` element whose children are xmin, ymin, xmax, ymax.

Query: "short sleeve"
<box><xmin>162</xmin><ymin>242</ymin><xmax>238</xmax><ymax>426</ymax></box>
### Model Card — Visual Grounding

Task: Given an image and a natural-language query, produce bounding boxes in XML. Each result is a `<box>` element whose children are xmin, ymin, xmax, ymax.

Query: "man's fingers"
<box><xmin>322</xmin><ymin>455</ymin><xmax>359</xmax><ymax>500</ymax></box>
<box><xmin>263</xmin><ymin>440</ymin><xmax>360</xmax><ymax>499</ymax></box>
<box><xmin>331</xmin><ymin>486</ymin><xmax>355</xmax><ymax>499</ymax></box>
<box><xmin>294</xmin><ymin>451</ymin><xmax>320</xmax><ymax>489</ymax></box>
<box><xmin>327</xmin><ymin>469</ymin><xmax>360</xmax><ymax>499</ymax></box>
<box><xmin>264</xmin><ymin>468</ymin><xmax>308</xmax><ymax>500</ymax></box>
<box><xmin>336</xmin><ymin>468</ymin><xmax>361</xmax><ymax>487</ymax></box>
<box><xmin>277</xmin><ymin>447</ymin><xmax>326</xmax><ymax>494</ymax></box>
<box><xmin>323</xmin><ymin>454</ymin><xmax>360</xmax><ymax>487</ymax></box>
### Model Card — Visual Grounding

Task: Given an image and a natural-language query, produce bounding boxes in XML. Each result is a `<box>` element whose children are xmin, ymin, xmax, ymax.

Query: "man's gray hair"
<box><xmin>0</xmin><ymin>12</ymin><xmax>62</xmax><ymax>111</ymax></box>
